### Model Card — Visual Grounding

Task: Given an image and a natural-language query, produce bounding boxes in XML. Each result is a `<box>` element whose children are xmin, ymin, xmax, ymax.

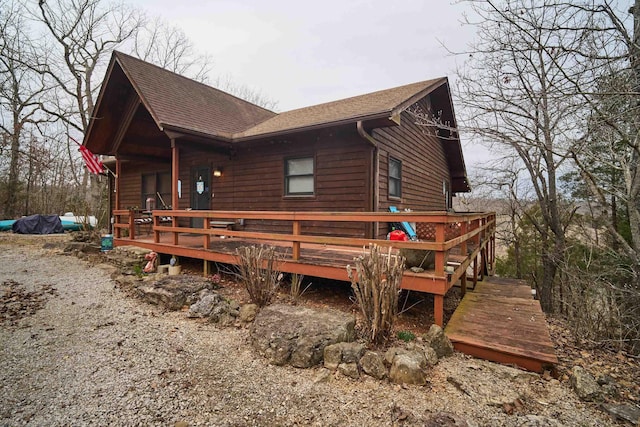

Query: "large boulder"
<box><xmin>250</xmin><ymin>304</ymin><xmax>355</xmax><ymax>368</ymax></box>
<box><xmin>423</xmin><ymin>324</ymin><xmax>454</xmax><ymax>358</ymax></box>
<box><xmin>386</xmin><ymin>347</ymin><xmax>428</xmax><ymax>385</ymax></box>
<box><xmin>135</xmin><ymin>275</ymin><xmax>212</xmax><ymax>310</ymax></box>
<box><xmin>570</xmin><ymin>366</ymin><xmax>601</xmax><ymax>401</ymax></box>
<box><xmin>399</xmin><ymin>248</ymin><xmax>435</xmax><ymax>269</ymax></box>
<box><xmin>389</xmin><ymin>352</ymin><xmax>428</xmax><ymax>385</ymax></box>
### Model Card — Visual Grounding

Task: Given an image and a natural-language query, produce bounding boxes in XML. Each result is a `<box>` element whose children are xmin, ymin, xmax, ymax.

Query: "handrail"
<box><xmin>113</xmin><ymin>209</ymin><xmax>495</xmax><ymax>277</ymax></box>
<box><xmin>113</xmin><ymin>209</ymin><xmax>496</xmax><ymax>326</ymax></box>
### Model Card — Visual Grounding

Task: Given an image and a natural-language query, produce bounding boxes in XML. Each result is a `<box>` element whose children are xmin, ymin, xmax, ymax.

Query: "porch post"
<box><xmin>115</xmin><ymin>158</ymin><xmax>121</xmax><ymax>210</ymax></box>
<box><xmin>171</xmin><ymin>139</ymin><xmax>179</xmax><ymax>210</ymax></box>
<box><xmin>171</xmin><ymin>139</ymin><xmax>180</xmax><ymax>246</ymax></box>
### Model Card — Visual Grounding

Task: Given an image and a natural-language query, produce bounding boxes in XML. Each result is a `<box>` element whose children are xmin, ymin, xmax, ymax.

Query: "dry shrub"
<box><xmin>236</xmin><ymin>245</ymin><xmax>282</xmax><ymax>307</ymax></box>
<box><xmin>347</xmin><ymin>244</ymin><xmax>405</xmax><ymax>344</ymax></box>
<box><xmin>289</xmin><ymin>273</ymin><xmax>310</xmax><ymax>302</ymax></box>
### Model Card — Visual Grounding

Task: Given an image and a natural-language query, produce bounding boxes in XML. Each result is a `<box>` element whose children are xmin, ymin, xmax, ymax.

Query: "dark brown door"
<box><xmin>191</xmin><ymin>166</ymin><xmax>211</xmax><ymax>227</ymax></box>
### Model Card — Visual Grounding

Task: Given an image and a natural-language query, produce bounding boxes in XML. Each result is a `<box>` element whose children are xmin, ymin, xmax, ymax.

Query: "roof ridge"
<box><xmin>278</xmin><ymin>78</ymin><xmax>446</xmax><ymax>115</ymax></box>
<box><xmin>113</xmin><ymin>51</ymin><xmax>275</xmax><ymax>115</ymax></box>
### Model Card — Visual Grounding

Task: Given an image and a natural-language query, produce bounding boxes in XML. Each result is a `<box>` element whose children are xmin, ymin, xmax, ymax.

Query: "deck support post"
<box><xmin>461</xmin><ymin>274</ymin><xmax>467</xmax><ymax>297</ymax></box>
<box><xmin>473</xmin><ymin>256</ymin><xmax>479</xmax><ymax>287</ymax></box>
<box><xmin>434</xmin><ymin>294</ymin><xmax>444</xmax><ymax>326</ymax></box>
<box><xmin>171</xmin><ymin>139</ymin><xmax>179</xmax><ymax>246</ymax></box>
<box><xmin>292</xmin><ymin>220</ymin><xmax>301</xmax><ymax>260</ymax></box>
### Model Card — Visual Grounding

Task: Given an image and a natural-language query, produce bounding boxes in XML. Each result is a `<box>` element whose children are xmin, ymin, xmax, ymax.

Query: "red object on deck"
<box><xmin>389</xmin><ymin>230</ymin><xmax>408</xmax><ymax>241</ymax></box>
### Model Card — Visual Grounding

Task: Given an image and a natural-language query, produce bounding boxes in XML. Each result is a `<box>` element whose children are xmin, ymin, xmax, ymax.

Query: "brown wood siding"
<box><xmin>176</xmin><ymin>131</ymin><xmax>371</xmax><ymax>237</ymax></box>
<box><xmin>117</xmin><ymin>160</ymin><xmax>171</xmax><ymax>210</ymax></box>
<box><xmin>373</xmin><ymin>96</ymin><xmax>451</xmax><ymax>238</ymax></box>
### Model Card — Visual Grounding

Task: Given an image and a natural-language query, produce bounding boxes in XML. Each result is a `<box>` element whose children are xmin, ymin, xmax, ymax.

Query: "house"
<box><xmin>84</xmin><ymin>51</ymin><xmax>470</xmax><ymax>238</ymax></box>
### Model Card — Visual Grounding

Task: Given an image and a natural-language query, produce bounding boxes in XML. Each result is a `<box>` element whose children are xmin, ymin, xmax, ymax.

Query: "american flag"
<box><xmin>71</xmin><ymin>136</ymin><xmax>104</xmax><ymax>175</ymax></box>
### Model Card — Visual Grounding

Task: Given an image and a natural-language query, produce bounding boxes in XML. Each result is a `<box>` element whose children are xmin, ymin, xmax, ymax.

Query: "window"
<box><xmin>285</xmin><ymin>157</ymin><xmax>314</xmax><ymax>196</ymax></box>
<box><xmin>389</xmin><ymin>157</ymin><xmax>402</xmax><ymax>198</ymax></box>
<box><xmin>142</xmin><ymin>172</ymin><xmax>171</xmax><ymax>209</ymax></box>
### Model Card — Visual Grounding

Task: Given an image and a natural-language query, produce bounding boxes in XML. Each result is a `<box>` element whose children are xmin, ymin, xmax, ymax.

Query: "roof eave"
<box><xmin>391</xmin><ymin>77</ymin><xmax>448</xmax><ymax>118</ymax></box>
<box><xmin>83</xmin><ymin>54</ymin><xmax>119</xmax><ymax>148</ymax></box>
<box><xmin>162</xmin><ymin>123</ymin><xmax>234</xmax><ymax>143</ymax></box>
<box><xmin>231</xmin><ymin>111</ymin><xmax>397</xmax><ymax>143</ymax></box>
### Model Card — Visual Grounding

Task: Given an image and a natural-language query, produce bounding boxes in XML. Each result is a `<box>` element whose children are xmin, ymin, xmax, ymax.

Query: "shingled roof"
<box><xmin>99</xmin><ymin>52</ymin><xmax>449</xmax><ymax>142</ymax></box>
<box><xmin>234</xmin><ymin>78</ymin><xmax>445</xmax><ymax>140</ymax></box>
<box><xmin>114</xmin><ymin>52</ymin><xmax>276</xmax><ymax>138</ymax></box>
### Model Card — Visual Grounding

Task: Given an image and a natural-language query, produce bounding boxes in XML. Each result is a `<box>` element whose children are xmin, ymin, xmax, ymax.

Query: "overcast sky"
<box><xmin>128</xmin><ymin>0</ymin><xmax>489</xmax><ymax>166</ymax></box>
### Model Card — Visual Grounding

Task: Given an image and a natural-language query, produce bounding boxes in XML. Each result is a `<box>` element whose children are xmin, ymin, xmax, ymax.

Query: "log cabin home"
<box><xmin>85</xmin><ymin>51</ymin><xmax>470</xmax><ymax>237</ymax></box>
<box><xmin>80</xmin><ymin>53</ymin><xmax>561</xmax><ymax>373</ymax></box>
<box><xmin>83</xmin><ymin>51</ymin><xmax>500</xmax><ymax>331</ymax></box>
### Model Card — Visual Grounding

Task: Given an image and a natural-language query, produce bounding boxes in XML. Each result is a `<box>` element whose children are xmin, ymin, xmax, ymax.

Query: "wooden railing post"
<box><xmin>203</xmin><ymin>216</ymin><xmax>211</xmax><ymax>249</ymax></box>
<box><xmin>460</xmin><ymin>220</ymin><xmax>468</xmax><ymax>255</ymax></box>
<box><xmin>434</xmin><ymin>222</ymin><xmax>445</xmax><ymax>276</ymax></box>
<box><xmin>128</xmin><ymin>211</ymin><xmax>135</xmax><ymax>240</ymax></box>
<box><xmin>172</xmin><ymin>215</ymin><xmax>179</xmax><ymax>246</ymax></box>
<box><xmin>115</xmin><ymin>213</ymin><xmax>121</xmax><ymax>239</ymax></box>
<box><xmin>292</xmin><ymin>220</ymin><xmax>301</xmax><ymax>260</ymax></box>
<box><xmin>153</xmin><ymin>213</ymin><xmax>160</xmax><ymax>243</ymax></box>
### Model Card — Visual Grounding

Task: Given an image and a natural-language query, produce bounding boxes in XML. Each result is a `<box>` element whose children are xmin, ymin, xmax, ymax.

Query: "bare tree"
<box><xmin>130</xmin><ymin>16</ymin><xmax>213</xmax><ymax>83</ymax></box>
<box><xmin>213</xmin><ymin>74</ymin><xmax>278</xmax><ymax>111</ymax></box>
<box><xmin>0</xmin><ymin>0</ymin><xmax>50</xmax><ymax>218</ymax></box>
<box><xmin>453</xmin><ymin>0</ymin><xmax>593</xmax><ymax>311</ymax></box>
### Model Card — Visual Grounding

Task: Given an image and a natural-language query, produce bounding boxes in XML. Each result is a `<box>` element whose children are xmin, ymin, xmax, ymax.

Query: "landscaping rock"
<box><xmin>338</xmin><ymin>362</ymin><xmax>360</xmax><ymax>379</ymax></box>
<box><xmin>323</xmin><ymin>344</ymin><xmax>343</xmax><ymax>370</ymax></box>
<box><xmin>187</xmin><ymin>290</ymin><xmax>223</xmax><ymax>318</ymax></box>
<box><xmin>570</xmin><ymin>366</ymin><xmax>601</xmax><ymax>401</ymax></box>
<box><xmin>359</xmin><ymin>351</ymin><xmax>387</xmax><ymax>380</ymax></box>
<box><xmin>423</xmin><ymin>324</ymin><xmax>454</xmax><ymax>358</ymax></box>
<box><xmin>400</xmin><ymin>248</ymin><xmax>434</xmax><ymax>269</ymax></box>
<box><xmin>424</xmin><ymin>346</ymin><xmax>439</xmax><ymax>366</ymax></box>
<box><xmin>135</xmin><ymin>276</ymin><xmax>212</xmax><ymax>311</ymax></box>
<box><xmin>324</xmin><ymin>342</ymin><xmax>365</xmax><ymax>370</ymax></box>
<box><xmin>187</xmin><ymin>290</ymin><xmax>239</xmax><ymax>326</ymax></box>
<box><xmin>63</xmin><ymin>241</ymin><xmax>101</xmax><ymax>254</ymax></box>
<box><xmin>239</xmin><ymin>303</ymin><xmax>258</xmax><ymax>323</ymax></box>
<box><xmin>250</xmin><ymin>304</ymin><xmax>355</xmax><ymax>368</ymax></box>
<box><xmin>600</xmin><ymin>403</ymin><xmax>640</xmax><ymax>425</ymax></box>
<box><xmin>388</xmin><ymin>350</ymin><xmax>428</xmax><ymax>385</ymax></box>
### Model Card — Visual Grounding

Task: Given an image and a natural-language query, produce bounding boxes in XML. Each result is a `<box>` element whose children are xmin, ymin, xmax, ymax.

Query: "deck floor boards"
<box><xmin>445</xmin><ymin>277</ymin><xmax>558</xmax><ymax>372</ymax></box>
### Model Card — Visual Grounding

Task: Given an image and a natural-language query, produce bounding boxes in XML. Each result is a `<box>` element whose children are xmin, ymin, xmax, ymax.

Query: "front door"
<box><xmin>191</xmin><ymin>166</ymin><xmax>211</xmax><ymax>228</ymax></box>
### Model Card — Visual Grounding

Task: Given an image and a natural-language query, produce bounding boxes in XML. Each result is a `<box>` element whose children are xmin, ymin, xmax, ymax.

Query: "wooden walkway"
<box><xmin>445</xmin><ymin>277</ymin><xmax>558</xmax><ymax>372</ymax></box>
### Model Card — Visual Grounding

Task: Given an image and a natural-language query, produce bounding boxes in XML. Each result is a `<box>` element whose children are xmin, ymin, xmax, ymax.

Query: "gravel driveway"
<box><xmin>0</xmin><ymin>236</ymin><xmax>613</xmax><ymax>426</ymax></box>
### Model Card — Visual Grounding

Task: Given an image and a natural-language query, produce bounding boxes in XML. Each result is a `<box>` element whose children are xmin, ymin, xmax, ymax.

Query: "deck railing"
<box><xmin>113</xmin><ymin>209</ymin><xmax>495</xmax><ymax>325</ymax></box>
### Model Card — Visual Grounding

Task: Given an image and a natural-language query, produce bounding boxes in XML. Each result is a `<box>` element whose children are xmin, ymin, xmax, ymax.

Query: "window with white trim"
<box><xmin>285</xmin><ymin>157</ymin><xmax>314</xmax><ymax>196</ymax></box>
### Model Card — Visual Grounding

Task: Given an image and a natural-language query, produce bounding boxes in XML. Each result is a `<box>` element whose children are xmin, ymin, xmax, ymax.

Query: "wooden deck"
<box><xmin>445</xmin><ymin>277</ymin><xmax>558</xmax><ymax>372</ymax></box>
<box><xmin>113</xmin><ymin>209</ymin><xmax>496</xmax><ymax>326</ymax></box>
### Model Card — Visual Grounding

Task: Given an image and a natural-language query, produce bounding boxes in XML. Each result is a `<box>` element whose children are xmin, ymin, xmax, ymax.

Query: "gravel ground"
<box><xmin>0</xmin><ymin>235</ymin><xmax>617</xmax><ymax>426</ymax></box>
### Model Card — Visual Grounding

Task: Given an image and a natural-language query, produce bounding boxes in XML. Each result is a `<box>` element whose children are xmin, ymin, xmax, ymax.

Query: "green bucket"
<box><xmin>101</xmin><ymin>234</ymin><xmax>113</xmax><ymax>252</ymax></box>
